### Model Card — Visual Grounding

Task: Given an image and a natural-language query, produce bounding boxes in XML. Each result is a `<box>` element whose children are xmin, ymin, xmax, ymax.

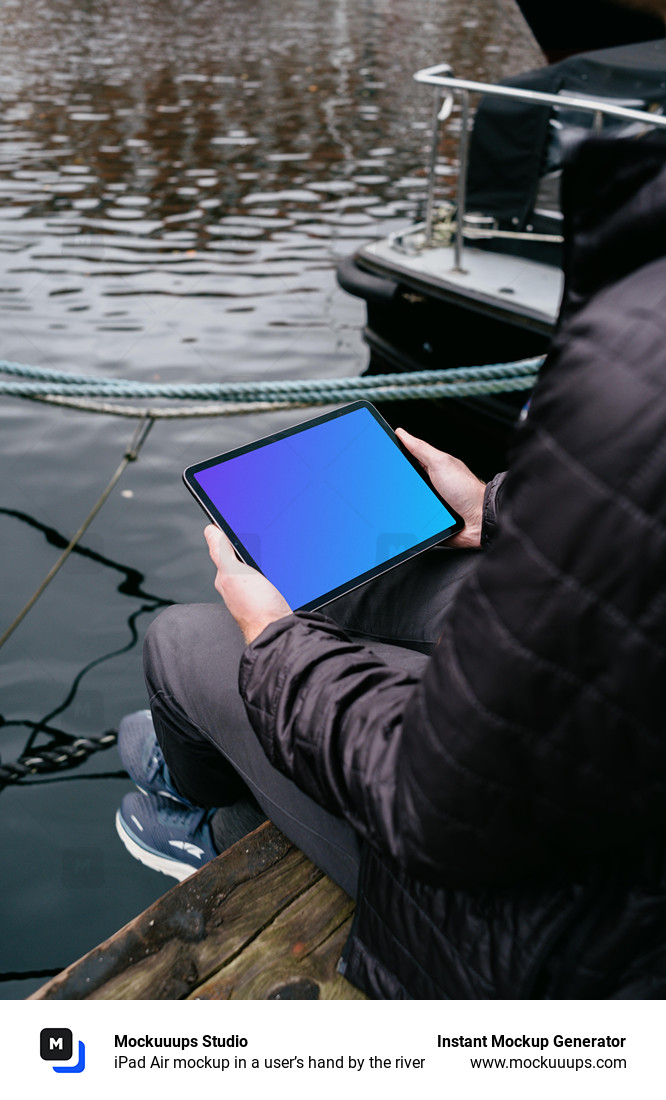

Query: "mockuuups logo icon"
<box><xmin>40</xmin><ymin>1028</ymin><xmax>86</xmax><ymax>1073</ymax></box>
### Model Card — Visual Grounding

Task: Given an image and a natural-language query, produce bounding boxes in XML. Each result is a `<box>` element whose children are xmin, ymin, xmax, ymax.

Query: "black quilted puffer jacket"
<box><xmin>240</xmin><ymin>135</ymin><xmax>666</xmax><ymax>998</ymax></box>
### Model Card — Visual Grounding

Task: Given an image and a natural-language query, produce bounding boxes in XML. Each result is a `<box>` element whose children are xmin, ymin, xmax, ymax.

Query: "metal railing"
<box><xmin>413</xmin><ymin>64</ymin><xmax>666</xmax><ymax>271</ymax></box>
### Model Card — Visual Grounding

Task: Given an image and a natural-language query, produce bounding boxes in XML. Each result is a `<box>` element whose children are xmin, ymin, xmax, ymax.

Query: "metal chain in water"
<box><xmin>0</xmin><ymin>731</ymin><xmax>119</xmax><ymax>788</ymax></box>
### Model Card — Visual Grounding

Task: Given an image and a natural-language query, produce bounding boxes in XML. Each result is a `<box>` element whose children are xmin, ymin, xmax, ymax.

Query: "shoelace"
<box><xmin>156</xmin><ymin>798</ymin><xmax>214</xmax><ymax>835</ymax></box>
<box><xmin>145</xmin><ymin>744</ymin><xmax>166</xmax><ymax>784</ymax></box>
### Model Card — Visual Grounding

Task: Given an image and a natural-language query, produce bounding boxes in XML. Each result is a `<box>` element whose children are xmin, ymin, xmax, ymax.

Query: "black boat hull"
<box><xmin>339</xmin><ymin>253</ymin><xmax>551</xmax><ymax>478</ymax></box>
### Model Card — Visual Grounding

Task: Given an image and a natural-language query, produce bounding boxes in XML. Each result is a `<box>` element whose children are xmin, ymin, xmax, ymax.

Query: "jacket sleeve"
<box><xmin>238</xmin><ymin>601</ymin><xmax>543</xmax><ymax>886</ymax></box>
<box><xmin>480</xmin><ymin>471</ymin><xmax>507</xmax><ymax>548</ymax></box>
<box><xmin>239</xmin><ymin>613</ymin><xmax>423</xmax><ymax>861</ymax></box>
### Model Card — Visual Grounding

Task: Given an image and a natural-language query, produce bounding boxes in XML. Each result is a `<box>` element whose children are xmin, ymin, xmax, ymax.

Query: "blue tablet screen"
<box><xmin>193</xmin><ymin>405</ymin><xmax>458</xmax><ymax>609</ymax></box>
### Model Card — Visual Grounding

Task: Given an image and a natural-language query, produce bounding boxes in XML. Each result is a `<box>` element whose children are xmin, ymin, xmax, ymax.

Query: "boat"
<box><xmin>337</xmin><ymin>38</ymin><xmax>666</xmax><ymax>477</ymax></box>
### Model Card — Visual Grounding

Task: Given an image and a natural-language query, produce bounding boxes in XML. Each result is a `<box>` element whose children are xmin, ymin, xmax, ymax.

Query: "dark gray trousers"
<box><xmin>143</xmin><ymin>547</ymin><xmax>477</xmax><ymax>898</ymax></box>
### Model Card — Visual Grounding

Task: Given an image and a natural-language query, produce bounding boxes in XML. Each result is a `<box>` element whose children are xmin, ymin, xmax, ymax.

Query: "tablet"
<box><xmin>183</xmin><ymin>400</ymin><xmax>464</xmax><ymax>611</ymax></box>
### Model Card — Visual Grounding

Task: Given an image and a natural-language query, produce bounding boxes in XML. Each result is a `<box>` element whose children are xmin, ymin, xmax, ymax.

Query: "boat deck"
<box><xmin>29</xmin><ymin>822</ymin><xmax>364</xmax><ymax>1000</ymax></box>
<box><xmin>361</xmin><ymin>238</ymin><xmax>564</xmax><ymax>331</ymax></box>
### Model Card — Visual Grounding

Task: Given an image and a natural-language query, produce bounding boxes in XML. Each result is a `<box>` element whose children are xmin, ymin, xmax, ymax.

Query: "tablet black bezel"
<box><xmin>183</xmin><ymin>400</ymin><xmax>465</xmax><ymax>611</ymax></box>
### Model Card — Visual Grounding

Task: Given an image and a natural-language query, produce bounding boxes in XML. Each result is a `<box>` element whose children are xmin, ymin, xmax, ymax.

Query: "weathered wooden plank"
<box><xmin>89</xmin><ymin>846</ymin><xmax>323</xmax><ymax>999</ymax></box>
<box><xmin>189</xmin><ymin>875</ymin><xmax>363</xmax><ymax>1000</ymax></box>
<box><xmin>31</xmin><ymin>824</ymin><xmax>306</xmax><ymax>999</ymax></box>
<box><xmin>29</xmin><ymin>822</ymin><xmax>363</xmax><ymax>1000</ymax></box>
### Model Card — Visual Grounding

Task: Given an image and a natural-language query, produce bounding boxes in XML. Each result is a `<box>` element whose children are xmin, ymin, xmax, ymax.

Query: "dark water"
<box><xmin>0</xmin><ymin>0</ymin><xmax>540</xmax><ymax>997</ymax></box>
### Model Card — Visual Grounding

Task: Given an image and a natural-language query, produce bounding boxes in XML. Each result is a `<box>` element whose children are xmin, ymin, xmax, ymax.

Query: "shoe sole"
<box><xmin>114</xmin><ymin>810</ymin><xmax>196</xmax><ymax>883</ymax></box>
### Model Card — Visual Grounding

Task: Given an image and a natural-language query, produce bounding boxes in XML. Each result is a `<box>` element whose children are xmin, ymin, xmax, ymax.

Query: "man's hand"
<box><xmin>396</xmin><ymin>427</ymin><xmax>486</xmax><ymax>549</ymax></box>
<box><xmin>204</xmin><ymin>525</ymin><xmax>292</xmax><ymax>644</ymax></box>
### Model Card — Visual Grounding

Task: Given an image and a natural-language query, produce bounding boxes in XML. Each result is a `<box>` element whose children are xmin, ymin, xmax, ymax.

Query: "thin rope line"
<box><xmin>0</xmin><ymin>416</ymin><xmax>155</xmax><ymax>651</ymax></box>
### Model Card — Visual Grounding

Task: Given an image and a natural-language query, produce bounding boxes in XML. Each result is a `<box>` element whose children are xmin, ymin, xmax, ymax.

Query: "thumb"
<box><xmin>395</xmin><ymin>427</ymin><xmax>439</xmax><ymax>472</ymax></box>
<box><xmin>204</xmin><ymin>524</ymin><xmax>237</xmax><ymax>569</ymax></box>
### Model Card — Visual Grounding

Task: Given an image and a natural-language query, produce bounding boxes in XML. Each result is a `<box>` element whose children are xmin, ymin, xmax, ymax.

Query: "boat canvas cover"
<box><xmin>515</xmin><ymin>0</ymin><xmax>664</xmax><ymax>59</ymax></box>
<box><xmin>466</xmin><ymin>39</ymin><xmax>666</xmax><ymax>231</ymax></box>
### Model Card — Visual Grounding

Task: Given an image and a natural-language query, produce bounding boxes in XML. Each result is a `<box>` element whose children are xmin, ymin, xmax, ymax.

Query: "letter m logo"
<box><xmin>40</xmin><ymin>1028</ymin><xmax>73</xmax><ymax>1062</ymax></box>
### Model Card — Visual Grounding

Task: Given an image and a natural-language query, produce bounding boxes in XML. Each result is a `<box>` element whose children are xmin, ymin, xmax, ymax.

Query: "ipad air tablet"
<box><xmin>183</xmin><ymin>400</ymin><xmax>464</xmax><ymax>611</ymax></box>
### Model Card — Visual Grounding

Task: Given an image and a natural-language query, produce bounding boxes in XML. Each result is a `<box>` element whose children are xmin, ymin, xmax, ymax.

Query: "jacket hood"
<box><xmin>559</xmin><ymin>132</ymin><xmax>666</xmax><ymax>321</ymax></box>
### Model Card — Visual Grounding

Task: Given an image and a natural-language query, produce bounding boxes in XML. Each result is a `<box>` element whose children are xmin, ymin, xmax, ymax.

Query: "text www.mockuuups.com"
<box><xmin>469</xmin><ymin>1056</ymin><xmax>626</xmax><ymax>1071</ymax></box>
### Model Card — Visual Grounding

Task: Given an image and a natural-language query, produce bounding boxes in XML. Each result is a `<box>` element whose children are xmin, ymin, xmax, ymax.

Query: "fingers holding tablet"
<box><xmin>204</xmin><ymin>524</ymin><xmax>292</xmax><ymax>645</ymax></box>
<box><xmin>395</xmin><ymin>427</ymin><xmax>485</xmax><ymax>549</ymax></box>
<box><xmin>205</xmin><ymin>524</ymin><xmax>249</xmax><ymax>572</ymax></box>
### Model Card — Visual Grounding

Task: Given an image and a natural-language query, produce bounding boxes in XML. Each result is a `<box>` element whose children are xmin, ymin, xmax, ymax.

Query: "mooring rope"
<box><xmin>0</xmin><ymin>355</ymin><xmax>543</xmax><ymax>391</ymax></box>
<box><xmin>0</xmin><ymin>355</ymin><xmax>544</xmax><ymax>417</ymax></box>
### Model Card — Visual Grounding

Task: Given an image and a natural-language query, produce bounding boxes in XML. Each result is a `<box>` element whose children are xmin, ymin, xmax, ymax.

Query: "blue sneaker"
<box><xmin>115</xmin><ymin>791</ymin><xmax>218</xmax><ymax>881</ymax></box>
<box><xmin>117</xmin><ymin>710</ymin><xmax>197</xmax><ymax>808</ymax></box>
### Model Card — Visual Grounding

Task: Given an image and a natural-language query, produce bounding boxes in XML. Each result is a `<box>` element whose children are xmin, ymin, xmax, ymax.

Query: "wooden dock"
<box><xmin>30</xmin><ymin>822</ymin><xmax>365</xmax><ymax>1000</ymax></box>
